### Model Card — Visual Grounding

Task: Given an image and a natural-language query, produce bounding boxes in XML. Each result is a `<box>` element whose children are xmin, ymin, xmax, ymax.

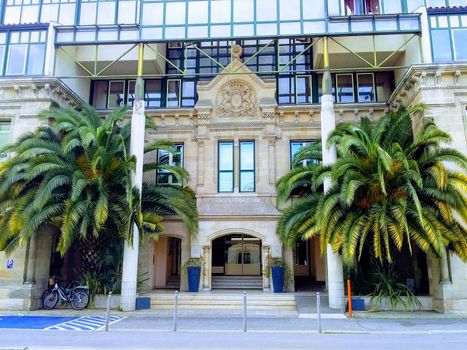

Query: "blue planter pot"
<box><xmin>272</xmin><ymin>266</ymin><xmax>284</xmax><ymax>293</ymax></box>
<box><xmin>187</xmin><ymin>266</ymin><xmax>201</xmax><ymax>292</ymax></box>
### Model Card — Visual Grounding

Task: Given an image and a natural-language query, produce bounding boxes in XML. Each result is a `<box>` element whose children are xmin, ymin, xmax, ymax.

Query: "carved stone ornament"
<box><xmin>215</xmin><ymin>80</ymin><xmax>257</xmax><ymax>117</ymax></box>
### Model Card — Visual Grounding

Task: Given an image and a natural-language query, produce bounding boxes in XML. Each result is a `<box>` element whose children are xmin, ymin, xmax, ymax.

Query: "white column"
<box><xmin>321</xmin><ymin>67</ymin><xmax>345</xmax><ymax>310</ymax></box>
<box><xmin>120</xmin><ymin>75</ymin><xmax>145</xmax><ymax>311</ymax></box>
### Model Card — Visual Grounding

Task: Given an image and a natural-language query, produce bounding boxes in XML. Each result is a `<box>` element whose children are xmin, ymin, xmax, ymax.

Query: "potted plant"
<box><xmin>184</xmin><ymin>257</ymin><xmax>204</xmax><ymax>292</ymax></box>
<box><xmin>267</xmin><ymin>258</ymin><xmax>291</xmax><ymax>293</ymax></box>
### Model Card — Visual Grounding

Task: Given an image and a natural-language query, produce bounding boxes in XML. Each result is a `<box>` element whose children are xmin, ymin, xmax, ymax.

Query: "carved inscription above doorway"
<box><xmin>215</xmin><ymin>80</ymin><xmax>257</xmax><ymax>117</ymax></box>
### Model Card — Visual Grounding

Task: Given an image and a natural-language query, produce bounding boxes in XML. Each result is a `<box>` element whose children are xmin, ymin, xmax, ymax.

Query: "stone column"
<box><xmin>234</xmin><ymin>140</ymin><xmax>239</xmax><ymax>192</ymax></box>
<box><xmin>262</xmin><ymin>245</ymin><xmax>271</xmax><ymax>291</ymax></box>
<box><xmin>202</xmin><ymin>245</ymin><xmax>211</xmax><ymax>290</ymax></box>
<box><xmin>24</xmin><ymin>233</ymin><xmax>38</xmax><ymax>284</ymax></box>
<box><xmin>321</xmin><ymin>37</ymin><xmax>345</xmax><ymax>310</ymax></box>
<box><xmin>440</xmin><ymin>248</ymin><xmax>451</xmax><ymax>284</ymax></box>
<box><xmin>180</xmin><ymin>238</ymin><xmax>190</xmax><ymax>292</ymax></box>
<box><xmin>121</xmin><ymin>44</ymin><xmax>145</xmax><ymax>311</ymax></box>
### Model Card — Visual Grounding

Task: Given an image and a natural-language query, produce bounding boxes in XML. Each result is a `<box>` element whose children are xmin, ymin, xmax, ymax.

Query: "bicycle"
<box><xmin>42</xmin><ymin>280</ymin><xmax>90</xmax><ymax>310</ymax></box>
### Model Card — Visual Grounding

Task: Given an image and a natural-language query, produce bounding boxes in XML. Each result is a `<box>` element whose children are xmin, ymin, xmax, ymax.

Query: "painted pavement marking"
<box><xmin>46</xmin><ymin>316</ymin><xmax>124</xmax><ymax>331</ymax></box>
<box><xmin>0</xmin><ymin>316</ymin><xmax>77</xmax><ymax>329</ymax></box>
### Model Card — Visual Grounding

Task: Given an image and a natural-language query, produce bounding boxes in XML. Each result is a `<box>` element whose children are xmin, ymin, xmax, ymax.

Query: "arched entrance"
<box><xmin>211</xmin><ymin>233</ymin><xmax>262</xmax><ymax>289</ymax></box>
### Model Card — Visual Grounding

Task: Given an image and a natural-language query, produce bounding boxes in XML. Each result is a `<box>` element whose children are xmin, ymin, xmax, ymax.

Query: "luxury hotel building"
<box><xmin>0</xmin><ymin>0</ymin><xmax>466</xmax><ymax>313</ymax></box>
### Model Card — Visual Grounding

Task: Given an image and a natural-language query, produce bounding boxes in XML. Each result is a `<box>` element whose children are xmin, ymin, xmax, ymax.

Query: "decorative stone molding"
<box><xmin>215</xmin><ymin>79</ymin><xmax>257</xmax><ymax>117</ymax></box>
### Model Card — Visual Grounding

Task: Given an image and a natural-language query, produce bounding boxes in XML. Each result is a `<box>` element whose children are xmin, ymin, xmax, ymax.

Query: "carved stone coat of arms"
<box><xmin>215</xmin><ymin>80</ymin><xmax>257</xmax><ymax>117</ymax></box>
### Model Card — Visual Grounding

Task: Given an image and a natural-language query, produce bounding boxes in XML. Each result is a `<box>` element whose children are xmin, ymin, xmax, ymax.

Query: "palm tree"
<box><xmin>0</xmin><ymin>105</ymin><xmax>198</xmax><ymax>273</ymax></box>
<box><xmin>276</xmin><ymin>107</ymin><xmax>467</xmax><ymax>267</ymax></box>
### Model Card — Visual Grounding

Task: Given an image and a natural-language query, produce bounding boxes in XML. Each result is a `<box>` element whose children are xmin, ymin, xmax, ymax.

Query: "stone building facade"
<box><xmin>0</xmin><ymin>1</ymin><xmax>466</xmax><ymax>312</ymax></box>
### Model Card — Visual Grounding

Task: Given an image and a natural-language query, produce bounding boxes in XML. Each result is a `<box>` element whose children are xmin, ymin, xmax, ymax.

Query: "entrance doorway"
<box><xmin>293</xmin><ymin>236</ymin><xmax>325</xmax><ymax>291</ymax></box>
<box><xmin>153</xmin><ymin>236</ymin><xmax>181</xmax><ymax>289</ymax></box>
<box><xmin>212</xmin><ymin>234</ymin><xmax>262</xmax><ymax>276</ymax></box>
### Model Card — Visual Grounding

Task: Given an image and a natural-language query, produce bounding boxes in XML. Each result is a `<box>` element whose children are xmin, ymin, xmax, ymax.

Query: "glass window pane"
<box><xmin>240</xmin><ymin>172</ymin><xmax>254</xmax><ymax>192</ymax></box>
<box><xmin>173</xmin><ymin>144</ymin><xmax>184</xmax><ymax>167</ymax></box>
<box><xmin>336</xmin><ymin>74</ymin><xmax>354</xmax><ymax>103</ymax></box>
<box><xmin>357</xmin><ymin>73</ymin><xmax>375</xmax><ymax>102</ymax></box>
<box><xmin>92</xmin><ymin>80</ymin><xmax>108</xmax><ymax>109</ymax></box>
<box><xmin>296</xmin><ymin>76</ymin><xmax>312</xmax><ymax>104</ymax></box>
<box><xmin>6</xmin><ymin>45</ymin><xmax>27</xmax><ymax>75</ymax></box>
<box><xmin>211</xmin><ymin>0</ymin><xmax>231</xmax><ymax>23</ymax></box>
<box><xmin>27</xmin><ymin>44</ymin><xmax>45</xmax><ymax>75</ymax></box>
<box><xmin>146</xmin><ymin>79</ymin><xmax>162</xmax><ymax>108</ymax></box>
<box><xmin>108</xmin><ymin>81</ymin><xmax>125</xmax><ymax>108</ymax></box>
<box><xmin>118</xmin><ymin>1</ymin><xmax>136</xmax><ymax>24</ymax></box>
<box><xmin>406</xmin><ymin>0</ymin><xmax>424</xmax><ymax>12</ymax></box>
<box><xmin>453</xmin><ymin>29</ymin><xmax>467</xmax><ymax>61</ymax></box>
<box><xmin>375</xmin><ymin>72</ymin><xmax>394</xmax><ymax>103</ymax></box>
<box><xmin>59</xmin><ymin>4</ymin><xmax>76</xmax><ymax>25</ymax></box>
<box><xmin>240</xmin><ymin>142</ymin><xmax>254</xmax><ymax>170</ymax></box>
<box><xmin>382</xmin><ymin>0</ymin><xmax>400</xmax><ymax>14</ymax></box>
<box><xmin>257</xmin><ymin>0</ymin><xmax>277</xmax><ymax>21</ymax></box>
<box><xmin>219</xmin><ymin>172</ymin><xmax>234</xmax><ymax>192</ymax></box>
<box><xmin>280</xmin><ymin>0</ymin><xmax>301</xmax><ymax>20</ymax></box>
<box><xmin>167</xmin><ymin>80</ymin><xmax>181</xmax><ymax>107</ymax></box>
<box><xmin>158</xmin><ymin>149</ymin><xmax>169</xmax><ymax>166</ymax></box>
<box><xmin>431</xmin><ymin>30</ymin><xmax>452</xmax><ymax>62</ymax></box>
<box><xmin>188</xmin><ymin>1</ymin><xmax>208</xmax><ymax>24</ymax></box>
<box><xmin>166</xmin><ymin>2</ymin><xmax>186</xmax><ymax>25</ymax></box>
<box><xmin>234</xmin><ymin>0</ymin><xmax>253</xmax><ymax>22</ymax></box>
<box><xmin>303</xmin><ymin>0</ymin><xmax>324</xmax><ymax>19</ymax></box>
<box><xmin>142</xmin><ymin>3</ymin><xmax>163</xmax><ymax>25</ymax></box>
<box><xmin>80</xmin><ymin>3</ymin><xmax>97</xmax><ymax>25</ymax></box>
<box><xmin>127</xmin><ymin>80</ymin><xmax>136</xmax><ymax>107</ymax></box>
<box><xmin>182</xmin><ymin>81</ymin><xmax>196</xmax><ymax>107</ymax></box>
<box><xmin>219</xmin><ymin>142</ymin><xmax>233</xmax><ymax>171</ymax></box>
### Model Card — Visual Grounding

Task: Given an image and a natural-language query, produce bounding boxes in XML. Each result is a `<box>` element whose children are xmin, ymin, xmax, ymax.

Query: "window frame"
<box><xmin>356</xmin><ymin>72</ymin><xmax>376</xmax><ymax>103</ymax></box>
<box><xmin>156</xmin><ymin>143</ymin><xmax>184</xmax><ymax>186</ymax></box>
<box><xmin>107</xmin><ymin>80</ymin><xmax>126</xmax><ymax>109</ymax></box>
<box><xmin>239</xmin><ymin>140</ymin><xmax>256</xmax><ymax>193</ymax></box>
<box><xmin>290</xmin><ymin>140</ymin><xmax>319</xmax><ymax>169</ymax></box>
<box><xmin>336</xmin><ymin>73</ymin><xmax>355</xmax><ymax>104</ymax></box>
<box><xmin>0</xmin><ymin>120</ymin><xmax>12</xmax><ymax>162</ymax></box>
<box><xmin>218</xmin><ymin>140</ymin><xmax>235</xmax><ymax>193</ymax></box>
<box><xmin>166</xmin><ymin>78</ymin><xmax>182</xmax><ymax>108</ymax></box>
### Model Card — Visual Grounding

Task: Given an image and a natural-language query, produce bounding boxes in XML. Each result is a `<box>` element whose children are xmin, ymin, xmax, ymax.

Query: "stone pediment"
<box><xmin>195</xmin><ymin>45</ymin><xmax>277</xmax><ymax>121</ymax></box>
<box><xmin>198</xmin><ymin>196</ymin><xmax>281</xmax><ymax>217</ymax></box>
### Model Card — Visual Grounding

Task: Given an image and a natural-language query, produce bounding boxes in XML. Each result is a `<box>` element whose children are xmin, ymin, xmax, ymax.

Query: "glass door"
<box><xmin>224</xmin><ymin>234</ymin><xmax>262</xmax><ymax>276</ymax></box>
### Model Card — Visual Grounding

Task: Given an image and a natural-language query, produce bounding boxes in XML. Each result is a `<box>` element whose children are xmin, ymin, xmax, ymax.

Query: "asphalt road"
<box><xmin>1</xmin><ymin>329</ymin><xmax>467</xmax><ymax>350</ymax></box>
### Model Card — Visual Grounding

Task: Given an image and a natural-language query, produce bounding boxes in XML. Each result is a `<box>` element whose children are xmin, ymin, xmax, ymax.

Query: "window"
<box><xmin>107</xmin><ymin>81</ymin><xmax>125</xmax><ymax>108</ymax></box>
<box><xmin>167</xmin><ymin>79</ymin><xmax>181</xmax><ymax>108</ymax></box>
<box><xmin>239</xmin><ymin>141</ymin><xmax>255</xmax><ymax>192</ymax></box>
<box><xmin>453</xmin><ymin>29</ymin><xmax>467</xmax><ymax>61</ymax></box>
<box><xmin>145</xmin><ymin>80</ymin><xmax>163</xmax><ymax>108</ymax></box>
<box><xmin>218</xmin><ymin>141</ymin><xmax>234</xmax><ymax>192</ymax></box>
<box><xmin>3</xmin><ymin>0</ymin><xmax>41</xmax><ymax>25</ymax></box>
<box><xmin>357</xmin><ymin>73</ymin><xmax>375</xmax><ymax>103</ymax></box>
<box><xmin>336</xmin><ymin>74</ymin><xmax>354</xmax><ymax>103</ymax></box>
<box><xmin>41</xmin><ymin>0</ymin><xmax>77</xmax><ymax>25</ymax></box>
<box><xmin>344</xmin><ymin>0</ymin><xmax>380</xmax><ymax>15</ymax></box>
<box><xmin>156</xmin><ymin>144</ymin><xmax>184</xmax><ymax>185</ymax></box>
<box><xmin>79</xmin><ymin>0</ymin><xmax>117</xmax><ymax>25</ymax></box>
<box><xmin>290</xmin><ymin>141</ymin><xmax>319</xmax><ymax>168</ymax></box>
<box><xmin>4</xmin><ymin>31</ymin><xmax>46</xmax><ymax>76</ymax></box>
<box><xmin>375</xmin><ymin>72</ymin><xmax>394</xmax><ymax>102</ymax></box>
<box><xmin>296</xmin><ymin>76</ymin><xmax>313</xmax><ymax>104</ymax></box>
<box><xmin>0</xmin><ymin>121</ymin><xmax>11</xmax><ymax>162</ymax></box>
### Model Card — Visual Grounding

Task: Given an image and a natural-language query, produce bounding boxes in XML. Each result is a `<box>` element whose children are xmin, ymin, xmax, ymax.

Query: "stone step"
<box><xmin>211</xmin><ymin>276</ymin><xmax>263</xmax><ymax>290</ymax></box>
<box><xmin>145</xmin><ymin>292</ymin><xmax>297</xmax><ymax>313</ymax></box>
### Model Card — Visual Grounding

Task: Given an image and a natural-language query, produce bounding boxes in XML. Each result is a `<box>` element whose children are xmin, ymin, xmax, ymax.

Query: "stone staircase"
<box><xmin>165</xmin><ymin>275</ymin><xmax>180</xmax><ymax>289</ymax></box>
<box><xmin>211</xmin><ymin>275</ymin><xmax>263</xmax><ymax>290</ymax></box>
<box><xmin>145</xmin><ymin>291</ymin><xmax>298</xmax><ymax>316</ymax></box>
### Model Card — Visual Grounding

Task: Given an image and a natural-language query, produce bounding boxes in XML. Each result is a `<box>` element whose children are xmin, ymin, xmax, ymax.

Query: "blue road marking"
<box><xmin>0</xmin><ymin>316</ymin><xmax>77</xmax><ymax>329</ymax></box>
<box><xmin>0</xmin><ymin>315</ymin><xmax>124</xmax><ymax>331</ymax></box>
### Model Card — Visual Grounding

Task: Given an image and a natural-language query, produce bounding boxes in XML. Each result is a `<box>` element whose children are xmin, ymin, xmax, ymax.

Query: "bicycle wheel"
<box><xmin>42</xmin><ymin>290</ymin><xmax>59</xmax><ymax>310</ymax></box>
<box><xmin>70</xmin><ymin>290</ymin><xmax>89</xmax><ymax>310</ymax></box>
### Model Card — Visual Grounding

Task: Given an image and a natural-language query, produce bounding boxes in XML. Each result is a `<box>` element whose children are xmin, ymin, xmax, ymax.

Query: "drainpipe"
<box><xmin>121</xmin><ymin>44</ymin><xmax>145</xmax><ymax>311</ymax></box>
<box><xmin>321</xmin><ymin>37</ymin><xmax>345</xmax><ymax>310</ymax></box>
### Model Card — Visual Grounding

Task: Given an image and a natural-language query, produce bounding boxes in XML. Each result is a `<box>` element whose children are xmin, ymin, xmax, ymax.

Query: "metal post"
<box><xmin>104</xmin><ymin>292</ymin><xmax>112</xmax><ymax>332</ymax></box>
<box><xmin>173</xmin><ymin>291</ymin><xmax>178</xmax><ymax>332</ymax></box>
<box><xmin>316</xmin><ymin>292</ymin><xmax>322</xmax><ymax>334</ymax></box>
<box><xmin>243</xmin><ymin>291</ymin><xmax>247</xmax><ymax>333</ymax></box>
